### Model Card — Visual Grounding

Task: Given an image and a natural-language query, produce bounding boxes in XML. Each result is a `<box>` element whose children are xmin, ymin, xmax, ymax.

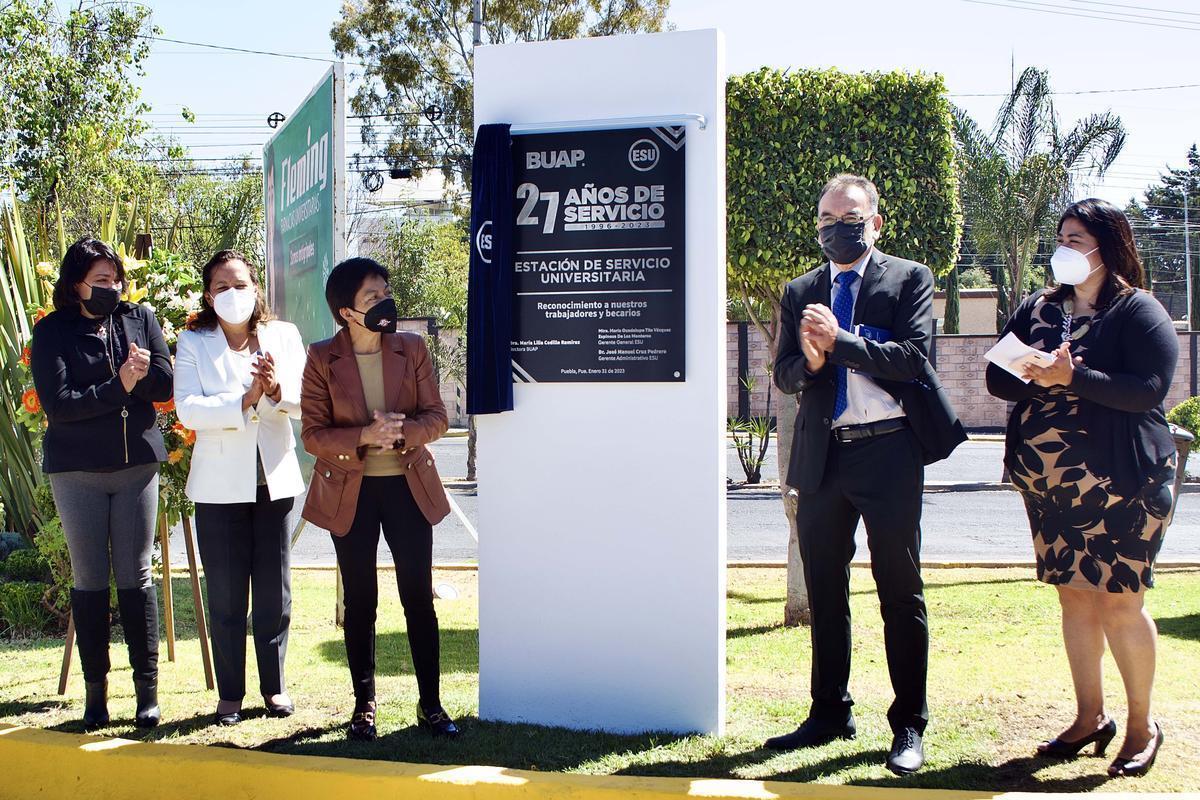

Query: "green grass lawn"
<box><xmin>1</xmin><ymin>566</ymin><xmax>1198</xmax><ymax>793</ymax></box>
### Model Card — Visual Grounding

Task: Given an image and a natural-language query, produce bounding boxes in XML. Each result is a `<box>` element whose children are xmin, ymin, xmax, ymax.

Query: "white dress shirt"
<box><xmin>828</xmin><ymin>249</ymin><xmax>906</xmax><ymax>428</ymax></box>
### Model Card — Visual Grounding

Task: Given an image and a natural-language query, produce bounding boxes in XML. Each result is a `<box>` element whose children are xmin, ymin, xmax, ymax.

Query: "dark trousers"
<box><xmin>795</xmin><ymin>427</ymin><xmax>929</xmax><ymax>734</ymax></box>
<box><xmin>195</xmin><ymin>486</ymin><xmax>294</xmax><ymax>701</ymax></box>
<box><xmin>332</xmin><ymin>475</ymin><xmax>440</xmax><ymax>709</ymax></box>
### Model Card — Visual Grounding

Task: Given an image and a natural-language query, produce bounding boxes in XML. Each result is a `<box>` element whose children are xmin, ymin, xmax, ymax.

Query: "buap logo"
<box><xmin>475</xmin><ymin>220</ymin><xmax>493</xmax><ymax>264</ymax></box>
<box><xmin>628</xmin><ymin>139</ymin><xmax>660</xmax><ymax>172</ymax></box>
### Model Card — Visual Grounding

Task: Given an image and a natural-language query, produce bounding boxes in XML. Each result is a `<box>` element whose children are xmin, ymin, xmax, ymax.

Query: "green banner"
<box><xmin>263</xmin><ymin>64</ymin><xmax>345</xmax><ymax>347</ymax></box>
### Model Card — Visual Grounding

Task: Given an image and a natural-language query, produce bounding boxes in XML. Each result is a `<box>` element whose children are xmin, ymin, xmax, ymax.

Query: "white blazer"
<box><xmin>174</xmin><ymin>319</ymin><xmax>306</xmax><ymax>504</ymax></box>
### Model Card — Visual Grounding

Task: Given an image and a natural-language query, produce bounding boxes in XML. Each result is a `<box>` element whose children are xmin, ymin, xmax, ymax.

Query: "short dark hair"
<box><xmin>53</xmin><ymin>237</ymin><xmax>126</xmax><ymax>311</ymax></box>
<box><xmin>187</xmin><ymin>249</ymin><xmax>275</xmax><ymax>332</ymax></box>
<box><xmin>817</xmin><ymin>173</ymin><xmax>880</xmax><ymax>214</ymax></box>
<box><xmin>325</xmin><ymin>257</ymin><xmax>389</xmax><ymax>328</ymax></box>
<box><xmin>1046</xmin><ymin>198</ymin><xmax>1143</xmax><ymax>310</ymax></box>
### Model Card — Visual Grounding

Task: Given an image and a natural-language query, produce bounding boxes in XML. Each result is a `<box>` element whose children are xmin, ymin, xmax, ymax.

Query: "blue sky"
<box><xmin>126</xmin><ymin>0</ymin><xmax>1200</xmax><ymax>207</ymax></box>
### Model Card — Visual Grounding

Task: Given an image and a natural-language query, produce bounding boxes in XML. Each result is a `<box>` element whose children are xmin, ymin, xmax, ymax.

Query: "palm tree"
<box><xmin>955</xmin><ymin>67</ymin><xmax>1126</xmax><ymax>331</ymax></box>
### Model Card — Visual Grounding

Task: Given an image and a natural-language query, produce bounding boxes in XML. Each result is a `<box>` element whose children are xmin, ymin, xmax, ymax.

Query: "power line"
<box><xmin>1067</xmin><ymin>0</ymin><xmax>1200</xmax><ymax>18</ymax></box>
<box><xmin>961</xmin><ymin>0</ymin><xmax>1200</xmax><ymax>31</ymax></box>
<box><xmin>141</xmin><ymin>34</ymin><xmax>364</xmax><ymax>66</ymax></box>
<box><xmin>950</xmin><ymin>80</ymin><xmax>1200</xmax><ymax>97</ymax></box>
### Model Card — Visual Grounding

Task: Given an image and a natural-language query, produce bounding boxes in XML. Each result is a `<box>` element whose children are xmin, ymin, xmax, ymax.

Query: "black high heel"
<box><xmin>1037</xmin><ymin>717</ymin><xmax>1117</xmax><ymax>758</ymax></box>
<box><xmin>416</xmin><ymin>703</ymin><xmax>460</xmax><ymax>738</ymax></box>
<box><xmin>1108</xmin><ymin>722</ymin><xmax>1164</xmax><ymax>778</ymax></box>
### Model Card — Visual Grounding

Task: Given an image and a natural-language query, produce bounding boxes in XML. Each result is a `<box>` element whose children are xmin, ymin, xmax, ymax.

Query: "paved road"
<box><xmin>166</xmin><ymin>435</ymin><xmax>1199</xmax><ymax>566</ymax></box>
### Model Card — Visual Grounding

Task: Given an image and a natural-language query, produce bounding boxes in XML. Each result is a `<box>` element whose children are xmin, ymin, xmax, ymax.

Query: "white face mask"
<box><xmin>212</xmin><ymin>286</ymin><xmax>257</xmax><ymax>325</ymax></box>
<box><xmin>1050</xmin><ymin>245</ymin><xmax>1102</xmax><ymax>286</ymax></box>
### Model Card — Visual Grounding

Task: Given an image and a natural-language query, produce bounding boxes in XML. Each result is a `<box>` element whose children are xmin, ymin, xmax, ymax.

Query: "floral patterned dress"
<box><xmin>1008</xmin><ymin>297</ymin><xmax>1174</xmax><ymax>593</ymax></box>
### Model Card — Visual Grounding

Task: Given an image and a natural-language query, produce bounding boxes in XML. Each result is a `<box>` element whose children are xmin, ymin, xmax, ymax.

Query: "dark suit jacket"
<box><xmin>774</xmin><ymin>250</ymin><xmax>967</xmax><ymax>494</ymax></box>
<box><xmin>31</xmin><ymin>302</ymin><xmax>173</xmax><ymax>472</ymax></box>
<box><xmin>299</xmin><ymin>328</ymin><xmax>451</xmax><ymax>535</ymax></box>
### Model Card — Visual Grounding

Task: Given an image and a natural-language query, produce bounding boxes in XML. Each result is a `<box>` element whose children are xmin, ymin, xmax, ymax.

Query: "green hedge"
<box><xmin>1</xmin><ymin>548</ymin><xmax>47</xmax><ymax>581</ymax></box>
<box><xmin>1168</xmin><ymin>396</ymin><xmax>1200</xmax><ymax>439</ymax></box>
<box><xmin>727</xmin><ymin>68</ymin><xmax>962</xmax><ymax>310</ymax></box>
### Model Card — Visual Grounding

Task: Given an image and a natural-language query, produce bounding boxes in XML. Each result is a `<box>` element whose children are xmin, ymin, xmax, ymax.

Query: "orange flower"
<box><xmin>19</xmin><ymin>345</ymin><xmax>31</xmax><ymax>367</ymax></box>
<box><xmin>167</xmin><ymin>449</ymin><xmax>184</xmax><ymax>465</ymax></box>
<box><xmin>154</xmin><ymin>398</ymin><xmax>175</xmax><ymax>414</ymax></box>
<box><xmin>32</xmin><ymin>307</ymin><xmax>49</xmax><ymax>323</ymax></box>
<box><xmin>21</xmin><ymin>387</ymin><xmax>40</xmax><ymax>415</ymax></box>
<box><xmin>172</xmin><ymin>421</ymin><xmax>196</xmax><ymax>446</ymax></box>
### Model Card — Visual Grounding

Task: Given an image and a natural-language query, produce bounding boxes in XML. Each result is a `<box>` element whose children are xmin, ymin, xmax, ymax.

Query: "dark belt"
<box><xmin>831</xmin><ymin>417</ymin><xmax>908</xmax><ymax>444</ymax></box>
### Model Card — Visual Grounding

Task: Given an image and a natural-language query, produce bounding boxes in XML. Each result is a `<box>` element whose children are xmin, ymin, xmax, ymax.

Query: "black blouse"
<box><xmin>986</xmin><ymin>288</ymin><xmax>1179</xmax><ymax>498</ymax></box>
<box><xmin>30</xmin><ymin>302</ymin><xmax>173</xmax><ymax>473</ymax></box>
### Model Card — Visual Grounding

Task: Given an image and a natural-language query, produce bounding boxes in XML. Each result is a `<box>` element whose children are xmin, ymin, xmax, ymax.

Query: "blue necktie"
<box><xmin>832</xmin><ymin>270</ymin><xmax>860</xmax><ymax>420</ymax></box>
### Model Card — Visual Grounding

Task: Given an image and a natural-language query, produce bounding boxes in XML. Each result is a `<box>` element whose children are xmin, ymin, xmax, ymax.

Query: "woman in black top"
<box><xmin>30</xmin><ymin>237</ymin><xmax>173</xmax><ymax>730</ymax></box>
<box><xmin>986</xmin><ymin>199</ymin><xmax>1177</xmax><ymax>777</ymax></box>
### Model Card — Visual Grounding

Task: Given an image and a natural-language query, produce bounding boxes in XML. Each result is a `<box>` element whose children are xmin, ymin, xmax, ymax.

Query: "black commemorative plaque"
<box><xmin>509</xmin><ymin>126</ymin><xmax>686</xmax><ymax>382</ymax></box>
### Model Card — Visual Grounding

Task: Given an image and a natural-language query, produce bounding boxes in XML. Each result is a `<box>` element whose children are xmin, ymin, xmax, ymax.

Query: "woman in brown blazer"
<box><xmin>299</xmin><ymin>257</ymin><xmax>458</xmax><ymax>741</ymax></box>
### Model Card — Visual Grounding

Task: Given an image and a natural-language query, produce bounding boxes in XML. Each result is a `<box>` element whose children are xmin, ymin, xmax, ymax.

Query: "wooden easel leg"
<box><xmin>158</xmin><ymin>514</ymin><xmax>176</xmax><ymax>662</ymax></box>
<box><xmin>182</xmin><ymin>517</ymin><xmax>214</xmax><ymax>691</ymax></box>
<box><xmin>335</xmin><ymin>567</ymin><xmax>345</xmax><ymax>629</ymax></box>
<box><xmin>58</xmin><ymin>614</ymin><xmax>75</xmax><ymax>695</ymax></box>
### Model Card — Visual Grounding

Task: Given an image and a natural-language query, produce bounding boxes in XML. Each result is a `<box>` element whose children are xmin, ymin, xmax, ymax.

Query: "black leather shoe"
<box><xmin>214</xmin><ymin>710</ymin><xmax>242</xmax><ymax>727</ymax></box>
<box><xmin>264</xmin><ymin>695</ymin><xmax>295</xmax><ymax>718</ymax></box>
<box><xmin>764</xmin><ymin>715</ymin><xmax>856</xmax><ymax>750</ymax></box>
<box><xmin>417</xmin><ymin>703</ymin><xmax>460</xmax><ymax>738</ymax></box>
<box><xmin>887</xmin><ymin>727</ymin><xmax>925</xmax><ymax>775</ymax></box>
<box><xmin>1108</xmin><ymin>722</ymin><xmax>1164</xmax><ymax>778</ymax></box>
<box><xmin>1038</xmin><ymin>717</ymin><xmax>1116</xmax><ymax>758</ymax></box>
<box><xmin>133</xmin><ymin>679</ymin><xmax>160</xmax><ymax>728</ymax></box>
<box><xmin>83</xmin><ymin>679</ymin><xmax>109</xmax><ymax>730</ymax></box>
<box><xmin>348</xmin><ymin>700</ymin><xmax>377</xmax><ymax>741</ymax></box>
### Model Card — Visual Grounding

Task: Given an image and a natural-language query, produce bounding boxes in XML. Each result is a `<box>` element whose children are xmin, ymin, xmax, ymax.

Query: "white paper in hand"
<box><xmin>985</xmin><ymin>332</ymin><xmax>1057</xmax><ymax>383</ymax></box>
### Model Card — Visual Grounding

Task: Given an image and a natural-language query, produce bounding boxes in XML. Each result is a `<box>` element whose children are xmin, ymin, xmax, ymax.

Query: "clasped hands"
<box><xmin>798</xmin><ymin>304</ymin><xmax>840</xmax><ymax>372</ymax></box>
<box><xmin>242</xmin><ymin>352</ymin><xmax>282</xmax><ymax>408</ymax></box>
<box><xmin>359</xmin><ymin>409</ymin><xmax>406</xmax><ymax>449</ymax></box>
<box><xmin>1022</xmin><ymin>342</ymin><xmax>1084</xmax><ymax>388</ymax></box>
<box><xmin>118</xmin><ymin>343</ymin><xmax>150</xmax><ymax>392</ymax></box>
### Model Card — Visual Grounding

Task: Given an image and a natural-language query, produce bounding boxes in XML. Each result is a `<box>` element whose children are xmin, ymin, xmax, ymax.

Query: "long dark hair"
<box><xmin>187</xmin><ymin>249</ymin><xmax>274</xmax><ymax>332</ymax></box>
<box><xmin>53</xmin><ymin>237</ymin><xmax>126</xmax><ymax>311</ymax></box>
<box><xmin>1046</xmin><ymin>198</ymin><xmax>1143</xmax><ymax>309</ymax></box>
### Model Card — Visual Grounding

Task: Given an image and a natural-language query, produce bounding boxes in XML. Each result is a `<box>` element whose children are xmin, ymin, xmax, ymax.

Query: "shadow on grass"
<box><xmin>615</xmin><ymin>746</ymin><xmax>890</xmax><ymax>782</ymax></box>
<box><xmin>850</xmin><ymin>754</ymin><xmax>1111</xmax><ymax>793</ymax></box>
<box><xmin>316</xmin><ymin>628</ymin><xmax>479</xmax><ymax>677</ymax></box>
<box><xmin>0</xmin><ymin>698</ymin><xmax>69</xmax><ymax>718</ymax></box>
<box><xmin>1157</xmin><ymin>613</ymin><xmax>1200</xmax><ymax>642</ymax></box>
<box><xmin>726</xmin><ymin>591</ymin><xmax>782</xmax><ymax>605</ymax></box>
<box><xmin>252</xmin><ymin>715</ymin><xmax>690</xmax><ymax>772</ymax></box>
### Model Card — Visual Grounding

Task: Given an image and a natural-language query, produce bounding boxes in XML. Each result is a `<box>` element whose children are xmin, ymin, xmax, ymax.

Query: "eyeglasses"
<box><xmin>816</xmin><ymin>213</ymin><xmax>874</xmax><ymax>229</ymax></box>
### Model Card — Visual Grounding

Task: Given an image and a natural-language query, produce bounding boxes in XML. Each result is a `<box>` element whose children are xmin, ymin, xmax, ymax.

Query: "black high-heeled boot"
<box><xmin>70</xmin><ymin>589</ymin><xmax>111</xmax><ymax>730</ymax></box>
<box><xmin>117</xmin><ymin>587</ymin><xmax>160</xmax><ymax>728</ymax></box>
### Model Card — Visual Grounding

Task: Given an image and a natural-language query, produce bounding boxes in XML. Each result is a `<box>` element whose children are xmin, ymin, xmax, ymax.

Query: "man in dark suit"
<box><xmin>765</xmin><ymin>174</ymin><xmax>966</xmax><ymax>775</ymax></box>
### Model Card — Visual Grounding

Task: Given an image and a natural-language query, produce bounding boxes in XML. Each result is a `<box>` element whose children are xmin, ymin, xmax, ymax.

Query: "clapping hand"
<box><xmin>1023</xmin><ymin>342</ymin><xmax>1085</xmax><ymax>388</ymax></box>
<box><xmin>359</xmin><ymin>410</ymin><xmax>406</xmax><ymax>449</ymax></box>
<box><xmin>251</xmin><ymin>351</ymin><xmax>280</xmax><ymax>401</ymax></box>
<box><xmin>119</xmin><ymin>342</ymin><xmax>150</xmax><ymax>392</ymax></box>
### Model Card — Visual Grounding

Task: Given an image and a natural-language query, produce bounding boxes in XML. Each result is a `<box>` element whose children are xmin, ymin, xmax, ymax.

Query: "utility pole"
<box><xmin>473</xmin><ymin>0</ymin><xmax>483</xmax><ymax>47</ymax></box>
<box><xmin>1186</xmin><ymin>190</ymin><xmax>1194</xmax><ymax>330</ymax></box>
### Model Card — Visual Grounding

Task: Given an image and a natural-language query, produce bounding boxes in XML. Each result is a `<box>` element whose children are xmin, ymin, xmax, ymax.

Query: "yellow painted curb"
<box><xmin>0</xmin><ymin>723</ymin><xmax>1077</xmax><ymax>800</ymax></box>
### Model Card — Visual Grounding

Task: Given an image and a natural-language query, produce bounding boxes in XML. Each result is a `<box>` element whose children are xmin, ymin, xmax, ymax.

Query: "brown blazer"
<box><xmin>299</xmin><ymin>328</ymin><xmax>451</xmax><ymax>535</ymax></box>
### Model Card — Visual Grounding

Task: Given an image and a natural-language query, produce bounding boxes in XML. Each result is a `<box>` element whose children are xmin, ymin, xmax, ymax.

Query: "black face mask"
<box><xmin>81</xmin><ymin>283</ymin><xmax>120</xmax><ymax>317</ymax></box>
<box><xmin>818</xmin><ymin>220</ymin><xmax>871</xmax><ymax>265</ymax></box>
<box><xmin>351</xmin><ymin>297</ymin><xmax>398</xmax><ymax>334</ymax></box>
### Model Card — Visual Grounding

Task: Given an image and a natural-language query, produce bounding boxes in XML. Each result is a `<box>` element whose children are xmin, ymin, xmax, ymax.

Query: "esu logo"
<box><xmin>475</xmin><ymin>220</ymin><xmax>494</xmax><ymax>264</ymax></box>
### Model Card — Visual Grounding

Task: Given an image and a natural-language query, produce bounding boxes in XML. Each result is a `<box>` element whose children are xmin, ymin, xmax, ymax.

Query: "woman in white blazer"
<box><xmin>174</xmin><ymin>249</ymin><xmax>305</xmax><ymax>726</ymax></box>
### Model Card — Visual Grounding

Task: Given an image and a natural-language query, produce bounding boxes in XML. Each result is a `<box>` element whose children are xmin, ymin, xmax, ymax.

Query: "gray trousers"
<box><xmin>48</xmin><ymin>463</ymin><xmax>159</xmax><ymax>592</ymax></box>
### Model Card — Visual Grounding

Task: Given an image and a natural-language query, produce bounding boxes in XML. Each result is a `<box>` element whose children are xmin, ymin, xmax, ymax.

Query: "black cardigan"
<box><xmin>986</xmin><ymin>288</ymin><xmax>1179</xmax><ymax>497</ymax></box>
<box><xmin>30</xmin><ymin>302</ymin><xmax>173</xmax><ymax>473</ymax></box>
